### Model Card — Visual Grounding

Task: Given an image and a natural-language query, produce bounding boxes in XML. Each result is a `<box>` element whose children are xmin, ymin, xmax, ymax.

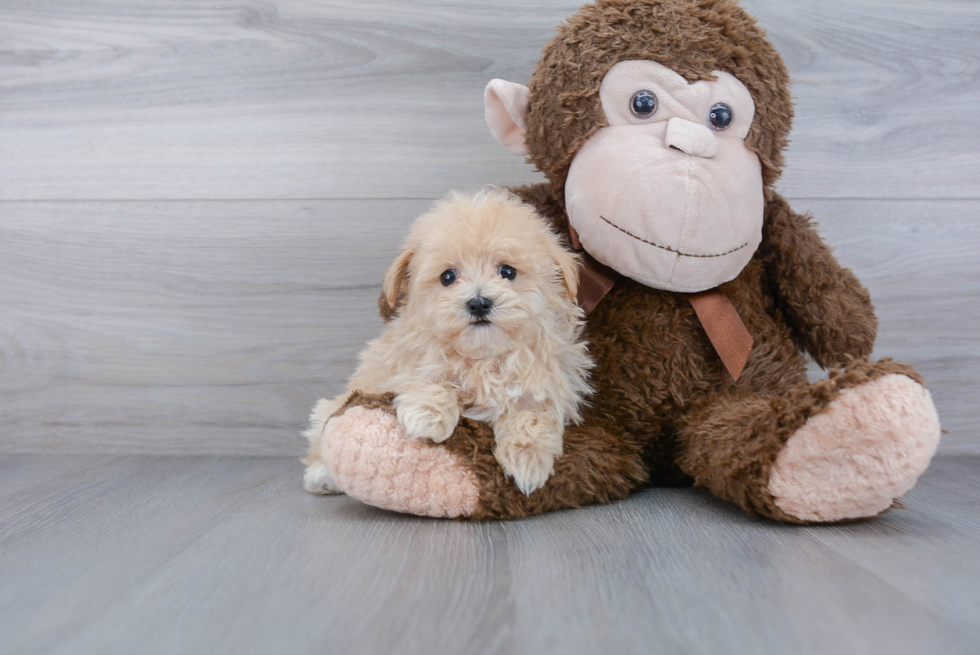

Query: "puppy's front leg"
<box><xmin>492</xmin><ymin>410</ymin><xmax>564</xmax><ymax>496</ymax></box>
<box><xmin>393</xmin><ymin>383</ymin><xmax>461</xmax><ymax>443</ymax></box>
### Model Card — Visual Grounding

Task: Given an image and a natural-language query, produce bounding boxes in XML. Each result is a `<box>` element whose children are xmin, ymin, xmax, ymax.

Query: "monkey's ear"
<box><xmin>381</xmin><ymin>248</ymin><xmax>412</xmax><ymax>318</ymax></box>
<box><xmin>485</xmin><ymin>79</ymin><xmax>530</xmax><ymax>156</ymax></box>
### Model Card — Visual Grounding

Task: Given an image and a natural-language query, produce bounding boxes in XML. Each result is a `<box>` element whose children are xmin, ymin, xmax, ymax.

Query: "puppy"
<box><xmin>303</xmin><ymin>188</ymin><xmax>593</xmax><ymax>496</ymax></box>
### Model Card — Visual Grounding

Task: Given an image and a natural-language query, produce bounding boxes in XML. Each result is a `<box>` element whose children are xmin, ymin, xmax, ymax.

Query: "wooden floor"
<box><xmin>2</xmin><ymin>454</ymin><xmax>979</xmax><ymax>655</ymax></box>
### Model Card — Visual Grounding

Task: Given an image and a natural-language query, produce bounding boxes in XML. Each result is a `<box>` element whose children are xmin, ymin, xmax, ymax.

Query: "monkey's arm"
<box><xmin>759</xmin><ymin>193</ymin><xmax>877</xmax><ymax>368</ymax></box>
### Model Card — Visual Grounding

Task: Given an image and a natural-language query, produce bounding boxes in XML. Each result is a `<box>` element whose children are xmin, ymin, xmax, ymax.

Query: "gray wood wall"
<box><xmin>1</xmin><ymin>0</ymin><xmax>978</xmax><ymax>455</ymax></box>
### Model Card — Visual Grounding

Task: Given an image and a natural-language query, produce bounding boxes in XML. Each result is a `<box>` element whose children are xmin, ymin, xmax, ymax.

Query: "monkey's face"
<box><xmin>564</xmin><ymin>61</ymin><xmax>764</xmax><ymax>292</ymax></box>
<box><xmin>486</xmin><ymin>60</ymin><xmax>766</xmax><ymax>293</ymax></box>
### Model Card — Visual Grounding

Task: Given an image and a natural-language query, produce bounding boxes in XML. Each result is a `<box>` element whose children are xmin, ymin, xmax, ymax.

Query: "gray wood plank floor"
<box><xmin>2</xmin><ymin>454</ymin><xmax>978</xmax><ymax>655</ymax></box>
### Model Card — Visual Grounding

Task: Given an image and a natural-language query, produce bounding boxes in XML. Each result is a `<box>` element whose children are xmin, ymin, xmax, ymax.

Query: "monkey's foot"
<box><xmin>768</xmin><ymin>374</ymin><xmax>941</xmax><ymax>522</ymax></box>
<box><xmin>323</xmin><ymin>405</ymin><xmax>480</xmax><ymax>518</ymax></box>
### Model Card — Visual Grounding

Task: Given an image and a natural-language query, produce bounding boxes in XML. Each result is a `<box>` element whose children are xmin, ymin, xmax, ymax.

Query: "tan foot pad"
<box><xmin>769</xmin><ymin>374</ymin><xmax>941</xmax><ymax>522</ymax></box>
<box><xmin>323</xmin><ymin>406</ymin><xmax>480</xmax><ymax>518</ymax></box>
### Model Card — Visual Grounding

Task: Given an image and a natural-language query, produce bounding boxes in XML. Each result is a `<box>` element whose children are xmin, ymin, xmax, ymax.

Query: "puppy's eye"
<box><xmin>440</xmin><ymin>269</ymin><xmax>457</xmax><ymax>286</ymax></box>
<box><xmin>708</xmin><ymin>103</ymin><xmax>733</xmax><ymax>131</ymax></box>
<box><xmin>630</xmin><ymin>90</ymin><xmax>658</xmax><ymax>119</ymax></box>
<box><xmin>497</xmin><ymin>264</ymin><xmax>516</xmax><ymax>280</ymax></box>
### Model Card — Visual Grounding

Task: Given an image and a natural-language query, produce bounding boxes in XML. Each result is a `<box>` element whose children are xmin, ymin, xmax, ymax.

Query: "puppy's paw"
<box><xmin>494</xmin><ymin>412</ymin><xmax>563</xmax><ymax>495</ymax></box>
<box><xmin>393</xmin><ymin>386</ymin><xmax>460</xmax><ymax>443</ymax></box>
<box><xmin>303</xmin><ymin>461</ymin><xmax>343</xmax><ymax>495</ymax></box>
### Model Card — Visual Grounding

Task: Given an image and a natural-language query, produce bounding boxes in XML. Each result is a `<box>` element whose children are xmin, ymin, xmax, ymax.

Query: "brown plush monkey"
<box><xmin>308</xmin><ymin>0</ymin><xmax>941</xmax><ymax>523</ymax></box>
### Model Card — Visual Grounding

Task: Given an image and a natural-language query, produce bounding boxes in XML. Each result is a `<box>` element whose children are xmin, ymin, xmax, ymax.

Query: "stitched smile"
<box><xmin>598</xmin><ymin>215</ymin><xmax>749</xmax><ymax>258</ymax></box>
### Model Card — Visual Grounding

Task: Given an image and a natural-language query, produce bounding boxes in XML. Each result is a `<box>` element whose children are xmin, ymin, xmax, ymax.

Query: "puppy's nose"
<box><xmin>466</xmin><ymin>296</ymin><xmax>493</xmax><ymax>318</ymax></box>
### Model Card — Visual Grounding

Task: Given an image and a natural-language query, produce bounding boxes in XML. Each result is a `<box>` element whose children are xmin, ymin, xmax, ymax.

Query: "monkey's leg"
<box><xmin>676</xmin><ymin>359</ymin><xmax>941</xmax><ymax>523</ymax></box>
<box><xmin>319</xmin><ymin>392</ymin><xmax>648</xmax><ymax>519</ymax></box>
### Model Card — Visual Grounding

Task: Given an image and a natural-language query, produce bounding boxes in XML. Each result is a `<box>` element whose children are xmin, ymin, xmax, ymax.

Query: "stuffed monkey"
<box><xmin>307</xmin><ymin>0</ymin><xmax>941</xmax><ymax>523</ymax></box>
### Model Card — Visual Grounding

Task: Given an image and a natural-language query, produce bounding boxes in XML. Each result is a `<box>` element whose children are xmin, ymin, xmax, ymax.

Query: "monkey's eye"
<box><xmin>440</xmin><ymin>269</ymin><xmax>458</xmax><ymax>286</ymax></box>
<box><xmin>708</xmin><ymin>103</ymin><xmax>733</xmax><ymax>131</ymax></box>
<box><xmin>630</xmin><ymin>90</ymin><xmax>658</xmax><ymax>119</ymax></box>
<box><xmin>497</xmin><ymin>264</ymin><xmax>517</xmax><ymax>280</ymax></box>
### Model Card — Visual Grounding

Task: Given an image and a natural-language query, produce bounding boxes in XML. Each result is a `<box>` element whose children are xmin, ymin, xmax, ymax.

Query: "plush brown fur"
<box><xmin>350</xmin><ymin>0</ymin><xmax>926</xmax><ymax>522</ymax></box>
<box><xmin>339</xmin><ymin>358</ymin><xmax>919</xmax><ymax>521</ymax></box>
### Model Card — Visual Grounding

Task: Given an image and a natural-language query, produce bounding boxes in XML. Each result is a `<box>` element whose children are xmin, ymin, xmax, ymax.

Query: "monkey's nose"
<box><xmin>665</xmin><ymin>117</ymin><xmax>717</xmax><ymax>158</ymax></box>
<box><xmin>466</xmin><ymin>296</ymin><xmax>494</xmax><ymax>319</ymax></box>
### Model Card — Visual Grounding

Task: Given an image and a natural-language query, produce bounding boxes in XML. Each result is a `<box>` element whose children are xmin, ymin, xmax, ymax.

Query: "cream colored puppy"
<box><xmin>304</xmin><ymin>188</ymin><xmax>593</xmax><ymax>496</ymax></box>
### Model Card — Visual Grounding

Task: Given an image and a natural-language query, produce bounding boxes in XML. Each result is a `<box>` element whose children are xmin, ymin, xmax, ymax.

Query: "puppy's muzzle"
<box><xmin>466</xmin><ymin>296</ymin><xmax>494</xmax><ymax>320</ymax></box>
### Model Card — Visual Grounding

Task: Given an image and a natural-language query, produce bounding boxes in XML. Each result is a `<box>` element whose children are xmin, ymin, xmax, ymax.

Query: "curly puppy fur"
<box><xmin>306</xmin><ymin>189</ymin><xmax>593</xmax><ymax>496</ymax></box>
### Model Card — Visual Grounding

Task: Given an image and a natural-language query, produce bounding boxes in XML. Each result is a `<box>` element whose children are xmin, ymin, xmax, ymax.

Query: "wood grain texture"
<box><xmin>1</xmin><ymin>454</ymin><xmax>978</xmax><ymax>655</ymax></box>
<box><xmin>1</xmin><ymin>0</ymin><xmax>977</xmax><ymax>455</ymax></box>
<box><xmin>1</xmin><ymin>198</ymin><xmax>977</xmax><ymax>455</ymax></box>
<box><xmin>0</xmin><ymin>0</ymin><xmax>977</xmax><ymax>200</ymax></box>
<box><xmin>0</xmin><ymin>199</ymin><xmax>428</xmax><ymax>455</ymax></box>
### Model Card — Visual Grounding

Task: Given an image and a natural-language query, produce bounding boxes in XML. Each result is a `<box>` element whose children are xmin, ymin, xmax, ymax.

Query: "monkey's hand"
<box><xmin>393</xmin><ymin>384</ymin><xmax>460</xmax><ymax>444</ymax></box>
<box><xmin>760</xmin><ymin>193</ymin><xmax>877</xmax><ymax>368</ymax></box>
<box><xmin>492</xmin><ymin>411</ymin><xmax>563</xmax><ymax>496</ymax></box>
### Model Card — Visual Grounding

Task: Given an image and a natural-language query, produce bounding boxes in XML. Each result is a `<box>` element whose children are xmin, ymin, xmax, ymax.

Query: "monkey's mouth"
<box><xmin>599</xmin><ymin>215</ymin><xmax>748</xmax><ymax>258</ymax></box>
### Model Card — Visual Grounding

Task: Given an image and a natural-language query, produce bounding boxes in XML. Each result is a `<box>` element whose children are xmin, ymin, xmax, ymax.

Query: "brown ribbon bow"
<box><xmin>568</xmin><ymin>223</ymin><xmax>753</xmax><ymax>381</ymax></box>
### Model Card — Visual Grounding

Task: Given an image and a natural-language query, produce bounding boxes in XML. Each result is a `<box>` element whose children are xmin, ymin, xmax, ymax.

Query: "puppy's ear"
<box><xmin>549</xmin><ymin>240</ymin><xmax>581</xmax><ymax>304</ymax></box>
<box><xmin>381</xmin><ymin>248</ymin><xmax>412</xmax><ymax>320</ymax></box>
